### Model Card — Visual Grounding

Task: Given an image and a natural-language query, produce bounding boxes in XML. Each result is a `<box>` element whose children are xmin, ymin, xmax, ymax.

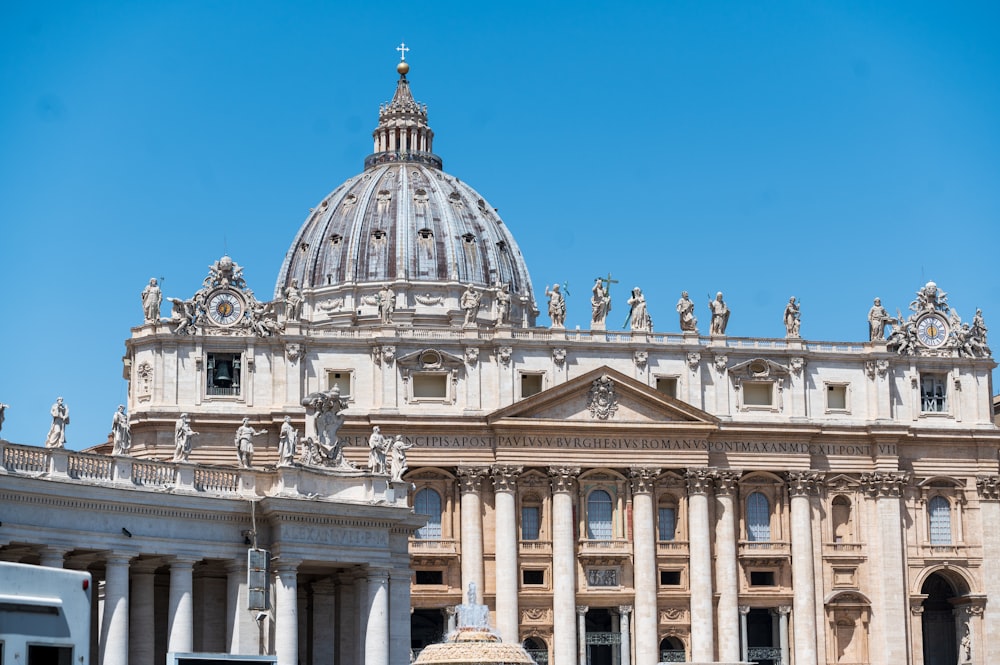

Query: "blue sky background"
<box><xmin>1</xmin><ymin>1</ymin><xmax>998</xmax><ymax>448</ymax></box>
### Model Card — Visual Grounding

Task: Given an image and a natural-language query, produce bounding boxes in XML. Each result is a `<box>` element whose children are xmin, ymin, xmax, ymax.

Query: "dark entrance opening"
<box><xmin>411</xmin><ymin>608</ymin><xmax>446</xmax><ymax>655</ymax></box>
<box><xmin>659</xmin><ymin>636</ymin><xmax>685</xmax><ymax>663</ymax></box>
<box><xmin>746</xmin><ymin>608</ymin><xmax>779</xmax><ymax>665</ymax></box>
<box><xmin>921</xmin><ymin>573</ymin><xmax>958</xmax><ymax>665</ymax></box>
<box><xmin>523</xmin><ymin>637</ymin><xmax>549</xmax><ymax>665</ymax></box>
<box><xmin>585</xmin><ymin>608</ymin><xmax>615</xmax><ymax>665</ymax></box>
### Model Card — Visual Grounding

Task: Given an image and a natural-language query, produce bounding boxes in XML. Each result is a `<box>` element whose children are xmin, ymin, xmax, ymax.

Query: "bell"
<box><xmin>214</xmin><ymin>361</ymin><xmax>233</xmax><ymax>387</ymax></box>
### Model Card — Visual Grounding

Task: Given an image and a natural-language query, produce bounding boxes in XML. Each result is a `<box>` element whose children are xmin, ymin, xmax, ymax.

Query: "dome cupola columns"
<box><xmin>365</xmin><ymin>46</ymin><xmax>440</xmax><ymax>170</ymax></box>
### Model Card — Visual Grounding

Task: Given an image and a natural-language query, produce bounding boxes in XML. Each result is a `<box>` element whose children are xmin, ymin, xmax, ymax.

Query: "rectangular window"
<box><xmin>414</xmin><ymin>570</ymin><xmax>443</xmax><ymax>585</ymax></box>
<box><xmin>921</xmin><ymin>374</ymin><xmax>947</xmax><ymax>413</ymax></box>
<box><xmin>412</xmin><ymin>373</ymin><xmax>448</xmax><ymax>399</ymax></box>
<box><xmin>658</xmin><ymin>506</ymin><xmax>677</xmax><ymax>541</ymax></box>
<box><xmin>660</xmin><ymin>570</ymin><xmax>681</xmax><ymax>586</ymax></box>
<box><xmin>743</xmin><ymin>382</ymin><xmax>773</xmax><ymax>407</ymax></box>
<box><xmin>749</xmin><ymin>571</ymin><xmax>775</xmax><ymax>586</ymax></box>
<box><xmin>28</xmin><ymin>646</ymin><xmax>72</xmax><ymax>665</ymax></box>
<box><xmin>655</xmin><ymin>377</ymin><xmax>678</xmax><ymax>398</ymax></box>
<box><xmin>521</xmin><ymin>506</ymin><xmax>540</xmax><ymax>540</ymax></box>
<box><xmin>326</xmin><ymin>370</ymin><xmax>353</xmax><ymax>398</ymax></box>
<box><xmin>206</xmin><ymin>352</ymin><xmax>241</xmax><ymax>396</ymax></box>
<box><xmin>520</xmin><ymin>372</ymin><xmax>543</xmax><ymax>398</ymax></box>
<box><xmin>826</xmin><ymin>384</ymin><xmax>848</xmax><ymax>411</ymax></box>
<box><xmin>522</xmin><ymin>569</ymin><xmax>545</xmax><ymax>585</ymax></box>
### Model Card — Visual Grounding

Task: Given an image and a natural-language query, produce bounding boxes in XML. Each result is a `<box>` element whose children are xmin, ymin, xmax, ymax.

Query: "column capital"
<box><xmin>738</xmin><ymin>605</ymin><xmax>751</xmax><ymax>616</ymax></box>
<box><xmin>775</xmin><ymin>605</ymin><xmax>792</xmax><ymax>616</ymax></box>
<box><xmin>131</xmin><ymin>558</ymin><xmax>162</xmax><ymax>574</ymax></box>
<box><xmin>617</xmin><ymin>604</ymin><xmax>633</xmax><ymax>617</ymax></box>
<box><xmin>457</xmin><ymin>466</ymin><xmax>489</xmax><ymax>493</ymax></box>
<box><xmin>548</xmin><ymin>466</ymin><xmax>581</xmax><ymax>493</ymax></box>
<box><xmin>714</xmin><ymin>469</ymin><xmax>742</xmax><ymax>495</ymax></box>
<box><xmin>977</xmin><ymin>475</ymin><xmax>1000</xmax><ymax>500</ymax></box>
<box><xmin>366</xmin><ymin>566</ymin><xmax>391</xmax><ymax>583</ymax></box>
<box><xmin>685</xmin><ymin>467</ymin><xmax>715</xmax><ymax>495</ymax></box>
<box><xmin>274</xmin><ymin>559</ymin><xmax>301</xmax><ymax>575</ymax></box>
<box><xmin>861</xmin><ymin>471</ymin><xmax>911</xmax><ymax>498</ymax></box>
<box><xmin>105</xmin><ymin>552</ymin><xmax>136</xmax><ymax>566</ymax></box>
<box><xmin>167</xmin><ymin>555</ymin><xmax>200</xmax><ymax>568</ymax></box>
<box><xmin>628</xmin><ymin>467</ymin><xmax>661</xmax><ymax>494</ymax></box>
<box><xmin>787</xmin><ymin>470</ymin><xmax>825</xmax><ymax>497</ymax></box>
<box><xmin>576</xmin><ymin>605</ymin><xmax>589</xmax><ymax>616</ymax></box>
<box><xmin>445</xmin><ymin>605</ymin><xmax>457</xmax><ymax>617</ymax></box>
<box><xmin>492</xmin><ymin>465</ymin><xmax>523</xmax><ymax>493</ymax></box>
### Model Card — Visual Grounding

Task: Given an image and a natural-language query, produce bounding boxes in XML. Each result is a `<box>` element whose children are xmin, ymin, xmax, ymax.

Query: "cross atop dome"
<box><xmin>366</xmin><ymin>49</ymin><xmax>440</xmax><ymax>170</ymax></box>
<box><xmin>396</xmin><ymin>42</ymin><xmax>409</xmax><ymax>62</ymax></box>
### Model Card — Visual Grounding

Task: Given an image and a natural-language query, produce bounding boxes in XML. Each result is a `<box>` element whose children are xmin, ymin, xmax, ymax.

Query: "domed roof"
<box><xmin>274</xmin><ymin>64</ymin><xmax>536</xmax><ymax>316</ymax></box>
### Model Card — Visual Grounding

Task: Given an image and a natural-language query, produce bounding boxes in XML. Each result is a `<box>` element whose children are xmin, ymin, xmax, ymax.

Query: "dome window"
<box><xmin>418</xmin><ymin>228</ymin><xmax>433</xmax><ymax>240</ymax></box>
<box><xmin>497</xmin><ymin>241</ymin><xmax>508</xmax><ymax>253</ymax></box>
<box><xmin>462</xmin><ymin>233</ymin><xmax>476</xmax><ymax>245</ymax></box>
<box><xmin>372</xmin><ymin>230</ymin><xmax>386</xmax><ymax>241</ymax></box>
<box><xmin>330</xmin><ymin>234</ymin><xmax>343</xmax><ymax>246</ymax></box>
<box><xmin>299</xmin><ymin>242</ymin><xmax>310</xmax><ymax>253</ymax></box>
<box><xmin>343</xmin><ymin>193</ymin><xmax>357</xmax><ymax>207</ymax></box>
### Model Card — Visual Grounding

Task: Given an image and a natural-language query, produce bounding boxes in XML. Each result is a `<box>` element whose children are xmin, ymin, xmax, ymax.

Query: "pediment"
<box><xmin>488</xmin><ymin>366</ymin><xmax>718</xmax><ymax>426</ymax></box>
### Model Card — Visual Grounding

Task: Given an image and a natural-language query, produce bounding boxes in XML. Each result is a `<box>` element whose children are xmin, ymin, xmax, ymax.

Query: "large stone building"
<box><xmin>2</xmin><ymin>57</ymin><xmax>999</xmax><ymax>665</ymax></box>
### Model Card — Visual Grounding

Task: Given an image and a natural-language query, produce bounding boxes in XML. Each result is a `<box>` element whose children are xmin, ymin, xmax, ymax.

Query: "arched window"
<box><xmin>414</xmin><ymin>488</ymin><xmax>442</xmax><ymax>540</ymax></box>
<box><xmin>928</xmin><ymin>496</ymin><xmax>952</xmax><ymax>545</ymax></box>
<box><xmin>658</xmin><ymin>498</ymin><xmax>677</xmax><ymax>541</ymax></box>
<box><xmin>587</xmin><ymin>490</ymin><xmax>613</xmax><ymax>540</ymax></box>
<box><xmin>831</xmin><ymin>495</ymin><xmax>853</xmax><ymax>543</ymax></box>
<box><xmin>746</xmin><ymin>492</ymin><xmax>771</xmax><ymax>542</ymax></box>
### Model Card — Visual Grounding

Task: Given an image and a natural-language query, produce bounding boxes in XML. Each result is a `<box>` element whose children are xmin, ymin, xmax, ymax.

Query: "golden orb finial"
<box><xmin>397</xmin><ymin>61</ymin><xmax>410</xmax><ymax>76</ymax></box>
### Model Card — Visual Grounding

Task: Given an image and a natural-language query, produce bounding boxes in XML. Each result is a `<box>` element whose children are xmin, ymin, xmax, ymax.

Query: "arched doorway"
<box><xmin>921</xmin><ymin>573</ymin><xmax>958</xmax><ymax>665</ymax></box>
<box><xmin>658</xmin><ymin>636</ymin><xmax>685</xmax><ymax>663</ymax></box>
<box><xmin>523</xmin><ymin>636</ymin><xmax>549</xmax><ymax>665</ymax></box>
<box><xmin>411</xmin><ymin>608</ymin><xmax>446</xmax><ymax>657</ymax></box>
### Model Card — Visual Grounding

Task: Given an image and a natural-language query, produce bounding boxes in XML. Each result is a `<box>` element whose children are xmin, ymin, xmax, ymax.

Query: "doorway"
<box><xmin>921</xmin><ymin>573</ymin><xmax>958</xmax><ymax>665</ymax></box>
<box><xmin>585</xmin><ymin>608</ymin><xmax>615</xmax><ymax>665</ymax></box>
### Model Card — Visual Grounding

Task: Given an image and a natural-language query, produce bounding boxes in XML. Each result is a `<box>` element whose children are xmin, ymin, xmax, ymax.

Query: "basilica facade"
<box><xmin>2</xmin><ymin>58</ymin><xmax>999</xmax><ymax>665</ymax></box>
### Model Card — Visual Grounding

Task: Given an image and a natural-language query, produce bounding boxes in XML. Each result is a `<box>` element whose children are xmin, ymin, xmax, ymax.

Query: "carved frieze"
<box><xmin>465</xmin><ymin>347</ymin><xmax>479</xmax><ymax>366</ymax></box>
<box><xmin>633</xmin><ymin>350</ymin><xmax>648</xmax><ymax>369</ymax></box>
<box><xmin>659</xmin><ymin>607</ymin><xmax>687</xmax><ymax>622</ymax></box>
<box><xmin>976</xmin><ymin>475</ymin><xmax>1000</xmax><ymax>501</ymax></box>
<box><xmin>318</xmin><ymin>297</ymin><xmax>345</xmax><ymax>312</ymax></box>
<box><xmin>789</xmin><ymin>357</ymin><xmax>805</xmax><ymax>376</ymax></box>
<box><xmin>414</xmin><ymin>293</ymin><xmax>444</xmax><ymax>306</ymax></box>
<box><xmin>713</xmin><ymin>354</ymin><xmax>728</xmax><ymax>375</ymax></box>
<box><xmin>686</xmin><ymin>352</ymin><xmax>701</xmax><ymax>373</ymax></box>
<box><xmin>285</xmin><ymin>343</ymin><xmax>303</xmax><ymax>364</ymax></box>
<box><xmin>521</xmin><ymin>607</ymin><xmax>552</xmax><ymax>623</ymax></box>
<box><xmin>497</xmin><ymin>346</ymin><xmax>513</xmax><ymax>367</ymax></box>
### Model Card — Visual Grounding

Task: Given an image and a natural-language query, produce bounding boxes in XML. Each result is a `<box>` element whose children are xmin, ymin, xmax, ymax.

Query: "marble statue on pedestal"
<box><xmin>545</xmin><ymin>284</ymin><xmax>566</xmax><ymax>328</ymax></box>
<box><xmin>44</xmin><ymin>397</ymin><xmax>69</xmax><ymax>448</ymax></box>
<box><xmin>389</xmin><ymin>435</ymin><xmax>413</xmax><ymax>482</ymax></box>
<box><xmin>784</xmin><ymin>297</ymin><xmax>801</xmax><ymax>338</ymax></box>
<box><xmin>709</xmin><ymin>292</ymin><xmax>730</xmax><ymax>335</ymax></box>
<box><xmin>173</xmin><ymin>414</ymin><xmax>198</xmax><ymax>462</ymax></box>
<box><xmin>868</xmin><ymin>297</ymin><xmax>892</xmax><ymax>341</ymax></box>
<box><xmin>235</xmin><ymin>418</ymin><xmax>267</xmax><ymax>468</ymax></box>
<box><xmin>591</xmin><ymin>278</ymin><xmax>611</xmax><ymax>327</ymax></box>
<box><xmin>494</xmin><ymin>283</ymin><xmax>511</xmax><ymax>325</ymax></box>
<box><xmin>676</xmin><ymin>291</ymin><xmax>697</xmax><ymax>332</ymax></box>
<box><xmin>0</xmin><ymin>402</ymin><xmax>8</xmax><ymax>434</ymax></box>
<box><xmin>278</xmin><ymin>416</ymin><xmax>298</xmax><ymax>466</ymax></box>
<box><xmin>301</xmin><ymin>386</ymin><xmax>355</xmax><ymax>469</ymax></box>
<box><xmin>461</xmin><ymin>285</ymin><xmax>482</xmax><ymax>326</ymax></box>
<box><xmin>141</xmin><ymin>278</ymin><xmax>162</xmax><ymax>323</ymax></box>
<box><xmin>627</xmin><ymin>287</ymin><xmax>652</xmax><ymax>332</ymax></box>
<box><xmin>284</xmin><ymin>279</ymin><xmax>303</xmax><ymax>321</ymax></box>
<box><xmin>378</xmin><ymin>284</ymin><xmax>396</xmax><ymax>324</ymax></box>
<box><xmin>111</xmin><ymin>405</ymin><xmax>131</xmax><ymax>456</ymax></box>
<box><xmin>368</xmin><ymin>426</ymin><xmax>388</xmax><ymax>474</ymax></box>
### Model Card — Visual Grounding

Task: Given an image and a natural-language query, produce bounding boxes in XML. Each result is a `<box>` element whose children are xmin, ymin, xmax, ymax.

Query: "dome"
<box><xmin>275</xmin><ymin>64</ymin><xmax>537</xmax><ymax>326</ymax></box>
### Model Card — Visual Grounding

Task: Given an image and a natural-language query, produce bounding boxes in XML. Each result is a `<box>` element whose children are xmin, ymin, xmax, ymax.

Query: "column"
<box><xmin>863</xmin><ymin>472</ymin><xmax>910</xmax><ymax>665</ymax></box>
<box><xmin>739</xmin><ymin>605</ymin><xmax>750</xmax><ymax>663</ymax></box>
<box><xmin>715</xmin><ymin>470</ymin><xmax>742</xmax><ymax>663</ymax></box>
<box><xmin>100</xmin><ymin>553</ymin><xmax>132</xmax><ymax>665</ymax></box>
<box><xmin>336</xmin><ymin>571</ymin><xmax>358</xmax><ymax>665</ymax></box>
<box><xmin>776</xmin><ymin>606</ymin><xmax>791</xmax><ymax>665</ymax></box>
<box><xmin>275</xmin><ymin>561</ymin><xmax>300</xmax><ymax>665</ymax></box>
<box><xmin>167</xmin><ymin>557</ymin><xmax>197</xmax><ymax>654</ymax></box>
<box><xmin>457</xmin><ymin>466</ymin><xmax>487</xmax><ymax>602</ymax></box>
<box><xmin>789</xmin><ymin>471</ymin><xmax>822</xmax><ymax>665</ymax></box>
<box><xmin>39</xmin><ymin>546</ymin><xmax>67</xmax><ymax>568</ymax></box>
<box><xmin>577</xmin><ymin>606</ymin><xmax>589</xmax><ymax>665</ymax></box>
<box><xmin>365</xmin><ymin>567</ymin><xmax>390</xmax><ymax>665</ymax></box>
<box><xmin>977</xmin><ymin>476</ymin><xmax>1000</xmax><ymax>664</ymax></box>
<box><xmin>685</xmin><ymin>468</ymin><xmax>715</xmax><ymax>662</ymax></box>
<box><xmin>226</xmin><ymin>560</ymin><xmax>258</xmax><ymax>654</ymax></box>
<box><xmin>389</xmin><ymin>568</ymin><xmax>412</xmax><ymax>665</ymax></box>
<box><xmin>129</xmin><ymin>561</ymin><xmax>157</xmax><ymax>665</ymax></box>
<box><xmin>618</xmin><ymin>605</ymin><xmax>633</xmax><ymax>665</ymax></box>
<box><xmin>355</xmin><ymin>572</ymin><xmax>368</xmax><ymax>665</ymax></box>
<box><xmin>311</xmin><ymin>579</ymin><xmax>336</xmax><ymax>665</ymax></box>
<box><xmin>493</xmin><ymin>465</ymin><xmax>523</xmax><ymax>643</ymax></box>
<box><xmin>629</xmin><ymin>467</ymin><xmax>660</xmax><ymax>665</ymax></box>
<box><xmin>446</xmin><ymin>605</ymin><xmax>457</xmax><ymax>633</ymax></box>
<box><xmin>550</xmin><ymin>466</ymin><xmax>581</xmax><ymax>665</ymax></box>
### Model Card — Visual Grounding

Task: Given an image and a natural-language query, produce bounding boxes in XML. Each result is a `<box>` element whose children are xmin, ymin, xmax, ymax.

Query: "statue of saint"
<box><xmin>545</xmin><ymin>284</ymin><xmax>566</xmax><ymax>328</ymax></box>
<box><xmin>389</xmin><ymin>435</ymin><xmax>413</xmax><ymax>482</ymax></box>
<box><xmin>368</xmin><ymin>426</ymin><xmax>388</xmax><ymax>474</ymax></box>
<box><xmin>173</xmin><ymin>414</ymin><xmax>198</xmax><ymax>462</ymax></box>
<box><xmin>278</xmin><ymin>416</ymin><xmax>298</xmax><ymax>466</ymax></box>
<box><xmin>627</xmin><ymin>287</ymin><xmax>652</xmax><ymax>332</ymax></box>
<box><xmin>44</xmin><ymin>397</ymin><xmax>69</xmax><ymax>448</ymax></box>
<box><xmin>377</xmin><ymin>284</ymin><xmax>395</xmax><ymax>324</ymax></box>
<box><xmin>141</xmin><ymin>278</ymin><xmax>162</xmax><ymax>323</ymax></box>
<box><xmin>284</xmin><ymin>279</ymin><xmax>303</xmax><ymax>321</ymax></box>
<box><xmin>111</xmin><ymin>405</ymin><xmax>131</xmax><ymax>456</ymax></box>
<box><xmin>676</xmin><ymin>291</ymin><xmax>697</xmax><ymax>332</ymax></box>
<box><xmin>868</xmin><ymin>297</ymin><xmax>891</xmax><ymax>341</ymax></box>
<box><xmin>709</xmin><ymin>292</ymin><xmax>730</xmax><ymax>335</ymax></box>
<box><xmin>0</xmin><ymin>402</ymin><xmax>8</xmax><ymax>434</ymax></box>
<box><xmin>494</xmin><ymin>283</ymin><xmax>511</xmax><ymax>325</ymax></box>
<box><xmin>784</xmin><ymin>297</ymin><xmax>801</xmax><ymax>337</ymax></box>
<box><xmin>591</xmin><ymin>278</ymin><xmax>611</xmax><ymax>326</ymax></box>
<box><xmin>234</xmin><ymin>418</ymin><xmax>267</xmax><ymax>468</ymax></box>
<box><xmin>461</xmin><ymin>285</ymin><xmax>482</xmax><ymax>326</ymax></box>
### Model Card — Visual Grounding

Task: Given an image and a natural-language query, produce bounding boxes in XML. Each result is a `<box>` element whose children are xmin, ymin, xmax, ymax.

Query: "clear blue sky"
<box><xmin>1</xmin><ymin>1</ymin><xmax>998</xmax><ymax>448</ymax></box>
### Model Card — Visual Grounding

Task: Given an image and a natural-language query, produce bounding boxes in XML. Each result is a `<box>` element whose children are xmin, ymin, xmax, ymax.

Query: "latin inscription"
<box><xmin>283</xmin><ymin>525</ymin><xmax>388</xmax><ymax>547</ymax></box>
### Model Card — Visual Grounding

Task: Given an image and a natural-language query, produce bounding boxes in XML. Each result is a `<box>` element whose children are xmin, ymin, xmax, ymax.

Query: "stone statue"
<box><xmin>301</xmin><ymin>386</ymin><xmax>353</xmax><ymax>468</ymax></box>
<box><xmin>277</xmin><ymin>416</ymin><xmax>298</xmax><ymax>466</ymax></box>
<box><xmin>911</xmin><ymin>280</ymin><xmax>948</xmax><ymax>313</ymax></box>
<box><xmin>784</xmin><ymin>297</ymin><xmax>801</xmax><ymax>338</ymax></box>
<box><xmin>234</xmin><ymin>418</ymin><xmax>267</xmax><ymax>468</ymax></box>
<box><xmin>44</xmin><ymin>397</ymin><xmax>69</xmax><ymax>448</ymax></box>
<box><xmin>545</xmin><ymin>284</ymin><xmax>566</xmax><ymax>328</ymax></box>
<box><xmin>627</xmin><ymin>287</ymin><xmax>652</xmax><ymax>332</ymax></box>
<box><xmin>461</xmin><ymin>284</ymin><xmax>482</xmax><ymax>326</ymax></box>
<box><xmin>377</xmin><ymin>284</ymin><xmax>395</xmax><ymax>324</ymax></box>
<box><xmin>676</xmin><ymin>291</ymin><xmax>697</xmax><ymax>332</ymax></box>
<box><xmin>168</xmin><ymin>297</ymin><xmax>199</xmax><ymax>335</ymax></box>
<box><xmin>960</xmin><ymin>624</ymin><xmax>972</xmax><ymax>663</ymax></box>
<box><xmin>247</xmin><ymin>295</ymin><xmax>284</xmax><ymax>337</ymax></box>
<box><xmin>368</xmin><ymin>426</ymin><xmax>388</xmax><ymax>474</ymax></box>
<box><xmin>389</xmin><ymin>435</ymin><xmax>413</xmax><ymax>482</ymax></box>
<box><xmin>887</xmin><ymin>312</ymin><xmax>916</xmax><ymax>355</ymax></box>
<box><xmin>467</xmin><ymin>581</ymin><xmax>477</xmax><ymax>605</ymax></box>
<box><xmin>709</xmin><ymin>292</ymin><xmax>730</xmax><ymax>335</ymax></box>
<box><xmin>111</xmin><ymin>405</ymin><xmax>131</xmax><ymax>456</ymax></box>
<box><xmin>591</xmin><ymin>278</ymin><xmax>611</xmax><ymax>326</ymax></box>
<box><xmin>173</xmin><ymin>414</ymin><xmax>198</xmax><ymax>462</ymax></box>
<box><xmin>141</xmin><ymin>278</ymin><xmax>162</xmax><ymax>323</ymax></box>
<box><xmin>0</xmin><ymin>402</ymin><xmax>8</xmax><ymax>434</ymax></box>
<box><xmin>284</xmin><ymin>279</ymin><xmax>303</xmax><ymax>321</ymax></box>
<box><xmin>494</xmin><ymin>282</ymin><xmax>511</xmax><ymax>325</ymax></box>
<box><xmin>867</xmin><ymin>297</ymin><xmax>893</xmax><ymax>341</ymax></box>
<box><xmin>972</xmin><ymin>308</ymin><xmax>988</xmax><ymax>343</ymax></box>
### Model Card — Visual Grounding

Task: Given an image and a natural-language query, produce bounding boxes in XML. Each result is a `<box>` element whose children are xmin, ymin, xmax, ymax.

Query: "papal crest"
<box><xmin>587</xmin><ymin>375</ymin><xmax>618</xmax><ymax>420</ymax></box>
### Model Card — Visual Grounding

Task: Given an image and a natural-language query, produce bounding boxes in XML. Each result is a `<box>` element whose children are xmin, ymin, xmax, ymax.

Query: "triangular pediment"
<box><xmin>488</xmin><ymin>366</ymin><xmax>718</xmax><ymax>426</ymax></box>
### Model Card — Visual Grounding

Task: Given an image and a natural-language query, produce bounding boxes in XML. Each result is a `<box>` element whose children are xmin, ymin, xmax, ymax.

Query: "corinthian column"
<box><xmin>618</xmin><ymin>605</ymin><xmax>632</xmax><ymax>665</ymax></box>
<box><xmin>457</xmin><ymin>466</ymin><xmax>488</xmax><ymax>603</ymax></box>
<box><xmin>493</xmin><ymin>465</ymin><xmax>523</xmax><ymax>643</ymax></box>
<box><xmin>629</xmin><ymin>467</ymin><xmax>660</xmax><ymax>665</ymax></box>
<box><xmin>685</xmin><ymin>468</ymin><xmax>714</xmax><ymax>662</ymax></box>
<box><xmin>862</xmin><ymin>471</ymin><xmax>911</xmax><ymax>665</ymax></box>
<box><xmin>977</xmin><ymin>476</ymin><xmax>1000</xmax><ymax>665</ymax></box>
<box><xmin>550</xmin><ymin>466</ymin><xmax>581</xmax><ymax>665</ymax></box>
<box><xmin>714</xmin><ymin>470</ymin><xmax>742</xmax><ymax>663</ymax></box>
<box><xmin>788</xmin><ymin>472</ymin><xmax>823</xmax><ymax>665</ymax></box>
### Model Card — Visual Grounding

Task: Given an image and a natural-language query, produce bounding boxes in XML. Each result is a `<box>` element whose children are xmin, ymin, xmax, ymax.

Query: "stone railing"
<box><xmin>519</xmin><ymin>540</ymin><xmax>553</xmax><ymax>555</ymax></box>
<box><xmin>579</xmin><ymin>539</ymin><xmax>631</xmax><ymax>556</ymax></box>
<box><xmin>0</xmin><ymin>441</ymin><xmax>409</xmax><ymax>507</ymax></box>
<box><xmin>823</xmin><ymin>542</ymin><xmax>866</xmax><ymax>556</ymax></box>
<box><xmin>409</xmin><ymin>539</ymin><xmax>459</xmax><ymax>555</ymax></box>
<box><xmin>656</xmin><ymin>540</ymin><xmax>689</xmax><ymax>554</ymax></box>
<box><xmin>747</xmin><ymin>646</ymin><xmax>782</xmax><ymax>663</ymax></box>
<box><xmin>738</xmin><ymin>540</ymin><xmax>791</xmax><ymax>558</ymax></box>
<box><xmin>585</xmin><ymin>632</ymin><xmax>621</xmax><ymax>645</ymax></box>
<box><xmin>659</xmin><ymin>650</ymin><xmax>686</xmax><ymax>663</ymax></box>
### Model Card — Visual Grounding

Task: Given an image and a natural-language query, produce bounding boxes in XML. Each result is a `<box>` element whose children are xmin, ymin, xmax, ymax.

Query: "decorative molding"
<box><xmin>414</xmin><ymin>293</ymin><xmax>444</xmax><ymax>306</ymax></box>
<box><xmin>548</xmin><ymin>467</ymin><xmax>581</xmax><ymax>493</ymax></box>
<box><xmin>713</xmin><ymin>354</ymin><xmax>728</xmax><ymax>375</ymax></box>
<box><xmin>686</xmin><ymin>352</ymin><xmax>701</xmax><ymax>373</ymax></box>
<box><xmin>789</xmin><ymin>357</ymin><xmax>805</xmax><ymax>376</ymax></box>
<box><xmin>587</xmin><ymin>375</ymin><xmax>619</xmax><ymax>420</ymax></box>
<box><xmin>285</xmin><ymin>343</ymin><xmax>303</xmax><ymax>364</ymax></box>
<box><xmin>521</xmin><ymin>607</ymin><xmax>552</xmax><ymax>623</ymax></box>
<box><xmin>491</xmin><ymin>465</ymin><xmax>522</xmax><ymax>493</ymax></box>
<box><xmin>861</xmin><ymin>471</ymin><xmax>910</xmax><ymax>498</ymax></box>
<box><xmin>629</xmin><ymin>467</ymin><xmax>661</xmax><ymax>494</ymax></box>
<box><xmin>497</xmin><ymin>346</ymin><xmax>513</xmax><ymax>367</ymax></box>
<box><xmin>633</xmin><ymin>351</ymin><xmax>648</xmax><ymax>370</ymax></box>
<box><xmin>788</xmin><ymin>470</ymin><xmax>824</xmax><ymax>497</ymax></box>
<box><xmin>552</xmin><ymin>347</ymin><xmax>567</xmax><ymax>367</ymax></box>
<box><xmin>685</xmin><ymin>468</ymin><xmax>715</xmax><ymax>495</ymax></box>
<box><xmin>976</xmin><ymin>475</ymin><xmax>1000</xmax><ymax>501</ymax></box>
<box><xmin>714</xmin><ymin>470</ymin><xmax>742</xmax><ymax>495</ymax></box>
<box><xmin>465</xmin><ymin>347</ymin><xmax>479</xmax><ymax>366</ymax></box>
<box><xmin>456</xmin><ymin>466</ymin><xmax>489</xmax><ymax>493</ymax></box>
<box><xmin>659</xmin><ymin>607</ymin><xmax>687</xmax><ymax>622</ymax></box>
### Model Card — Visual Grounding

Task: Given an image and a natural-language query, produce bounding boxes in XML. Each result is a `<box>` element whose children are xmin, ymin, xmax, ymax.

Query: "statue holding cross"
<box><xmin>591</xmin><ymin>273</ymin><xmax>617</xmax><ymax>329</ymax></box>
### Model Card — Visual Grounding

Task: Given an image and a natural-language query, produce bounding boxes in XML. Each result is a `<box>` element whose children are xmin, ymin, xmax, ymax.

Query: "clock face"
<box><xmin>916</xmin><ymin>313</ymin><xmax>949</xmax><ymax>348</ymax></box>
<box><xmin>208</xmin><ymin>290</ymin><xmax>244</xmax><ymax>326</ymax></box>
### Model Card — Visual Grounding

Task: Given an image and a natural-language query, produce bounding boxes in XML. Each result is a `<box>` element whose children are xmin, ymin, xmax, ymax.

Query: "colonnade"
<box><xmin>452</xmin><ymin>465</ymin><xmax>828</xmax><ymax>665</ymax></box>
